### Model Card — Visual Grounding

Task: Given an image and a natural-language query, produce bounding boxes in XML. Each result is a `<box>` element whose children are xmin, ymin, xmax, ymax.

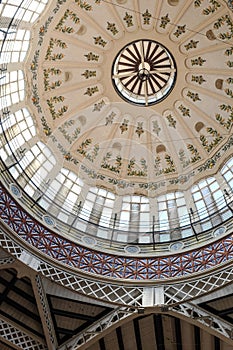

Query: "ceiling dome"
<box><xmin>25</xmin><ymin>0</ymin><xmax>233</xmax><ymax>196</ymax></box>
<box><xmin>1</xmin><ymin>0</ymin><xmax>233</xmax><ymax>254</ymax></box>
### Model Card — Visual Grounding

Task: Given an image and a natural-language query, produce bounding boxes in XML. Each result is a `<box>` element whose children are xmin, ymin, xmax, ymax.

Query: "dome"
<box><xmin>1</xmin><ymin>0</ymin><xmax>233</xmax><ymax>262</ymax></box>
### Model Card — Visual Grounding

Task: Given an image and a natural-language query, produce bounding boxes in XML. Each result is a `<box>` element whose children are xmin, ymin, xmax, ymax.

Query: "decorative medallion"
<box><xmin>42</xmin><ymin>215</ymin><xmax>56</xmax><ymax>227</ymax></box>
<box><xmin>124</xmin><ymin>245</ymin><xmax>141</xmax><ymax>254</ymax></box>
<box><xmin>9</xmin><ymin>184</ymin><xmax>22</xmax><ymax>198</ymax></box>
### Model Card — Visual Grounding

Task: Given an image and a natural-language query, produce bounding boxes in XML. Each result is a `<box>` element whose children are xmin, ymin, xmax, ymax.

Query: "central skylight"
<box><xmin>112</xmin><ymin>39</ymin><xmax>177</xmax><ymax>106</ymax></box>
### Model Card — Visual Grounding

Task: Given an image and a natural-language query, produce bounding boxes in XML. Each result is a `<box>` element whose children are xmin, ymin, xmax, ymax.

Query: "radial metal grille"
<box><xmin>112</xmin><ymin>39</ymin><xmax>177</xmax><ymax>106</ymax></box>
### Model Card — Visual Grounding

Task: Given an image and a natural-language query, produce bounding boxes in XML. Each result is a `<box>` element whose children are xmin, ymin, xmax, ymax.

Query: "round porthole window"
<box><xmin>112</xmin><ymin>39</ymin><xmax>177</xmax><ymax>106</ymax></box>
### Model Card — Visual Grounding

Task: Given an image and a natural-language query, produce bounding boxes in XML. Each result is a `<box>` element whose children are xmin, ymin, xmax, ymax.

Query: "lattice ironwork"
<box><xmin>164</xmin><ymin>268</ymin><xmax>233</xmax><ymax>305</ymax></box>
<box><xmin>0</xmin><ymin>256</ymin><xmax>15</xmax><ymax>266</ymax></box>
<box><xmin>0</xmin><ymin>319</ymin><xmax>47</xmax><ymax>350</ymax></box>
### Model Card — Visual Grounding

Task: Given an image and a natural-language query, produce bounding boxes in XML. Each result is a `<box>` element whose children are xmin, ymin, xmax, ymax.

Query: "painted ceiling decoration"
<box><xmin>26</xmin><ymin>0</ymin><xmax>233</xmax><ymax>196</ymax></box>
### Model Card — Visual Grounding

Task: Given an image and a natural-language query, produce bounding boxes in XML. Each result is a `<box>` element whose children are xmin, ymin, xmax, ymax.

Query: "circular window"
<box><xmin>112</xmin><ymin>39</ymin><xmax>177</xmax><ymax>106</ymax></box>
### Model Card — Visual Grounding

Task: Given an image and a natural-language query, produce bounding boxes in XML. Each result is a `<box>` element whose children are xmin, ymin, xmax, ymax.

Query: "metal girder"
<box><xmin>169</xmin><ymin>302</ymin><xmax>233</xmax><ymax>345</ymax></box>
<box><xmin>58</xmin><ymin>307</ymin><xmax>138</xmax><ymax>350</ymax></box>
<box><xmin>31</xmin><ymin>275</ymin><xmax>57</xmax><ymax>350</ymax></box>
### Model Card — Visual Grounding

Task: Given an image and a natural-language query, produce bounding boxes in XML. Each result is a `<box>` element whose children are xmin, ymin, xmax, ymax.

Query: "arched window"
<box><xmin>1</xmin><ymin>0</ymin><xmax>48</xmax><ymax>24</ymax></box>
<box><xmin>79</xmin><ymin>188</ymin><xmax>115</xmax><ymax>228</ymax></box>
<box><xmin>17</xmin><ymin>142</ymin><xmax>56</xmax><ymax>197</ymax></box>
<box><xmin>0</xmin><ymin>71</ymin><xmax>25</xmax><ymax>107</ymax></box>
<box><xmin>0</xmin><ymin>108</ymin><xmax>35</xmax><ymax>152</ymax></box>
<box><xmin>191</xmin><ymin>178</ymin><xmax>224</xmax><ymax>230</ymax></box>
<box><xmin>221</xmin><ymin>157</ymin><xmax>233</xmax><ymax>191</ymax></box>
<box><xmin>157</xmin><ymin>192</ymin><xmax>189</xmax><ymax>241</ymax></box>
<box><xmin>118</xmin><ymin>195</ymin><xmax>150</xmax><ymax>232</ymax></box>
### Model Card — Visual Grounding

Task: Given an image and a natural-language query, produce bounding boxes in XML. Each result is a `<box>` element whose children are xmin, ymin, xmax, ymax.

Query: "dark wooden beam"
<box><xmin>214</xmin><ymin>336</ymin><xmax>220</xmax><ymax>350</ymax></box>
<box><xmin>194</xmin><ymin>326</ymin><xmax>201</xmax><ymax>350</ymax></box>
<box><xmin>0</xmin><ymin>310</ymin><xmax>44</xmax><ymax>339</ymax></box>
<box><xmin>153</xmin><ymin>314</ymin><xmax>165</xmax><ymax>350</ymax></box>
<box><xmin>3</xmin><ymin>296</ymin><xmax>41</xmax><ymax>322</ymax></box>
<box><xmin>174</xmin><ymin>318</ymin><xmax>182</xmax><ymax>350</ymax></box>
<box><xmin>0</xmin><ymin>275</ymin><xmax>17</xmax><ymax>305</ymax></box>
<box><xmin>99</xmin><ymin>338</ymin><xmax>106</xmax><ymax>350</ymax></box>
<box><xmin>133</xmin><ymin>318</ymin><xmax>142</xmax><ymax>350</ymax></box>
<box><xmin>0</xmin><ymin>275</ymin><xmax>35</xmax><ymax>303</ymax></box>
<box><xmin>52</xmin><ymin>308</ymin><xmax>96</xmax><ymax>321</ymax></box>
<box><xmin>116</xmin><ymin>327</ymin><xmax>125</xmax><ymax>350</ymax></box>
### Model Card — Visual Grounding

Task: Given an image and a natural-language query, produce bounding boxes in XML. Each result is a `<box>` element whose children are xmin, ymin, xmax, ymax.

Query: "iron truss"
<box><xmin>57</xmin><ymin>303</ymin><xmax>233</xmax><ymax>350</ymax></box>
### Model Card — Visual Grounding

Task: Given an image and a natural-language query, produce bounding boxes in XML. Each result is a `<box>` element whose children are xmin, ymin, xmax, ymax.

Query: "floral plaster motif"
<box><xmin>142</xmin><ymin>9</ymin><xmax>151</xmax><ymax>25</ymax></box>
<box><xmin>74</xmin><ymin>0</ymin><xmax>92</xmax><ymax>11</ymax></box>
<box><xmin>160</xmin><ymin>14</ymin><xmax>170</xmax><ymax>29</ymax></box>
<box><xmin>107</xmin><ymin>22</ymin><xmax>118</xmax><ymax>35</ymax></box>
<box><xmin>47</xmin><ymin>96</ymin><xmax>68</xmax><ymax>120</ymax></box>
<box><xmin>120</xmin><ymin>119</ymin><xmax>129</xmax><ymax>134</ymax></box>
<box><xmin>84</xmin><ymin>86</ymin><xmax>99</xmax><ymax>96</ymax></box>
<box><xmin>194</xmin><ymin>0</ymin><xmax>204</xmax><ymax>7</ymax></box>
<box><xmin>179</xmin><ymin>146</ymin><xmax>201</xmax><ymax>169</ymax></box>
<box><xmin>215</xmin><ymin>104</ymin><xmax>233</xmax><ymax>130</ymax></box>
<box><xmin>191</xmin><ymin>75</ymin><xmax>206</xmax><ymax>85</ymax></box>
<box><xmin>123</xmin><ymin>12</ymin><xmax>134</xmax><ymax>27</ymax></box>
<box><xmin>187</xmin><ymin>91</ymin><xmax>201</xmax><ymax>102</ymax></box>
<box><xmin>135</xmin><ymin>122</ymin><xmax>144</xmax><ymax>138</ymax></box>
<box><xmin>214</xmin><ymin>14</ymin><xmax>233</xmax><ymax>40</ymax></box>
<box><xmin>82</xmin><ymin>70</ymin><xmax>96</xmax><ymax>79</ymax></box>
<box><xmin>84</xmin><ymin>52</ymin><xmax>99</xmax><ymax>61</ymax></box>
<box><xmin>77</xmin><ymin>139</ymin><xmax>99</xmax><ymax>162</ymax></box>
<box><xmin>101</xmin><ymin>153</ymin><xmax>122</xmax><ymax>173</ymax></box>
<box><xmin>55</xmin><ymin>9</ymin><xmax>80</xmax><ymax>33</ymax></box>
<box><xmin>191</xmin><ymin>57</ymin><xmax>206</xmax><ymax>66</ymax></box>
<box><xmin>200</xmin><ymin>127</ymin><xmax>223</xmax><ymax>153</ymax></box>
<box><xmin>179</xmin><ymin>105</ymin><xmax>191</xmax><ymax>117</ymax></box>
<box><xmin>58</xmin><ymin>120</ymin><xmax>81</xmax><ymax>144</ymax></box>
<box><xmin>93</xmin><ymin>100</ymin><xmax>105</xmax><ymax>112</ymax></box>
<box><xmin>173</xmin><ymin>25</ymin><xmax>186</xmax><ymax>38</ymax></box>
<box><xmin>45</xmin><ymin>38</ymin><xmax>67</xmax><ymax>61</ymax></box>
<box><xmin>152</xmin><ymin>121</ymin><xmax>161</xmax><ymax>135</ymax></box>
<box><xmin>202</xmin><ymin>1</ymin><xmax>221</xmax><ymax>15</ymax></box>
<box><xmin>105</xmin><ymin>112</ymin><xmax>116</xmax><ymax>125</ymax></box>
<box><xmin>127</xmin><ymin>158</ymin><xmax>147</xmax><ymax>177</ymax></box>
<box><xmin>93</xmin><ymin>36</ymin><xmax>107</xmax><ymax>47</ymax></box>
<box><xmin>166</xmin><ymin>114</ymin><xmax>176</xmax><ymax>128</ymax></box>
<box><xmin>184</xmin><ymin>40</ymin><xmax>199</xmax><ymax>51</ymax></box>
<box><xmin>43</xmin><ymin>68</ymin><xmax>62</xmax><ymax>91</ymax></box>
